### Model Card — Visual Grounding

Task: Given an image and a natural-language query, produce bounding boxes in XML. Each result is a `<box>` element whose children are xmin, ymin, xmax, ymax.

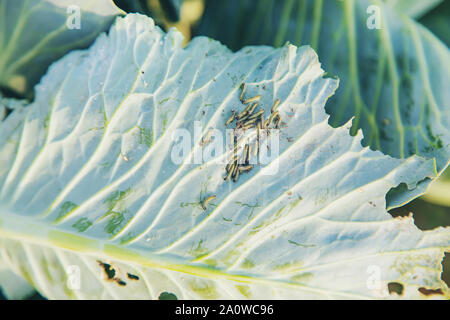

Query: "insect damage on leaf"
<box><xmin>97</xmin><ymin>261</ymin><xmax>128</xmax><ymax>287</ymax></box>
<box><xmin>223</xmin><ymin>83</ymin><xmax>284</xmax><ymax>182</ymax></box>
<box><xmin>127</xmin><ymin>273</ymin><xmax>140</xmax><ymax>281</ymax></box>
<box><xmin>201</xmin><ymin>195</ymin><xmax>216</xmax><ymax>211</ymax></box>
<box><xmin>418</xmin><ymin>287</ymin><xmax>444</xmax><ymax>296</ymax></box>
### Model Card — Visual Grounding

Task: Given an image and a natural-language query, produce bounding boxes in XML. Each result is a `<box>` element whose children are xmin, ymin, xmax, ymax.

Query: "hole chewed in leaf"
<box><xmin>389</xmin><ymin>197</ymin><xmax>450</xmax><ymax>231</ymax></box>
<box><xmin>97</xmin><ymin>261</ymin><xmax>116</xmax><ymax>280</ymax></box>
<box><xmin>418</xmin><ymin>287</ymin><xmax>444</xmax><ymax>296</ymax></box>
<box><xmin>387</xmin><ymin>282</ymin><xmax>404</xmax><ymax>296</ymax></box>
<box><xmin>116</xmin><ymin>280</ymin><xmax>127</xmax><ymax>286</ymax></box>
<box><xmin>442</xmin><ymin>252</ymin><xmax>449</xmax><ymax>288</ymax></box>
<box><xmin>158</xmin><ymin>292</ymin><xmax>178</xmax><ymax>300</ymax></box>
<box><xmin>127</xmin><ymin>273</ymin><xmax>140</xmax><ymax>280</ymax></box>
<box><xmin>97</xmin><ymin>261</ymin><xmax>127</xmax><ymax>287</ymax></box>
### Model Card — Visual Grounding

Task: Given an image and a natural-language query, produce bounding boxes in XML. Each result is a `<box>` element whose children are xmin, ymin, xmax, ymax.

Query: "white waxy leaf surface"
<box><xmin>0</xmin><ymin>14</ymin><xmax>448</xmax><ymax>299</ymax></box>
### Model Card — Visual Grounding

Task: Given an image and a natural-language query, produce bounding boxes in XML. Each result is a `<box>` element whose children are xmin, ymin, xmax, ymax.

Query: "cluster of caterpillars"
<box><xmin>224</xmin><ymin>83</ymin><xmax>282</xmax><ymax>182</ymax></box>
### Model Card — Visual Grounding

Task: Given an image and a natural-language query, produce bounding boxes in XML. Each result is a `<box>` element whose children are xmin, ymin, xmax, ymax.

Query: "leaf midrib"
<box><xmin>0</xmin><ymin>210</ymin><xmax>376</xmax><ymax>299</ymax></box>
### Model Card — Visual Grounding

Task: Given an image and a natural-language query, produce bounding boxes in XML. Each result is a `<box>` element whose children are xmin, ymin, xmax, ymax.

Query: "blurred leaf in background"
<box><xmin>413</xmin><ymin>0</ymin><xmax>450</xmax><ymax>240</ymax></box>
<box><xmin>145</xmin><ymin>0</ymin><xmax>204</xmax><ymax>46</ymax></box>
<box><xmin>115</xmin><ymin>0</ymin><xmax>186</xmax><ymax>22</ymax></box>
<box><xmin>422</xmin><ymin>166</ymin><xmax>450</xmax><ymax>207</ymax></box>
<box><xmin>383</xmin><ymin>0</ymin><xmax>443</xmax><ymax>19</ymax></box>
<box><xmin>0</xmin><ymin>0</ymin><xmax>124</xmax><ymax>99</ymax></box>
<box><xmin>419</xmin><ymin>0</ymin><xmax>450</xmax><ymax>47</ymax></box>
<box><xmin>113</xmin><ymin>0</ymin><xmax>153</xmax><ymax>17</ymax></box>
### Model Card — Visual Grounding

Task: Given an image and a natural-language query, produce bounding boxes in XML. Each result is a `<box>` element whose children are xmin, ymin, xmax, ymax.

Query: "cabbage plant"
<box><xmin>0</xmin><ymin>0</ymin><xmax>448</xmax><ymax>300</ymax></box>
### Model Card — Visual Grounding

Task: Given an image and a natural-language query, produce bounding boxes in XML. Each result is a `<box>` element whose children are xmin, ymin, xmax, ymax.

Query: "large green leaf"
<box><xmin>383</xmin><ymin>0</ymin><xmax>443</xmax><ymax>19</ymax></box>
<box><xmin>419</xmin><ymin>0</ymin><xmax>450</xmax><ymax>47</ymax></box>
<box><xmin>195</xmin><ymin>0</ymin><xmax>450</xmax><ymax>185</ymax></box>
<box><xmin>0</xmin><ymin>0</ymin><xmax>123</xmax><ymax>98</ymax></box>
<box><xmin>0</xmin><ymin>14</ymin><xmax>448</xmax><ymax>299</ymax></box>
